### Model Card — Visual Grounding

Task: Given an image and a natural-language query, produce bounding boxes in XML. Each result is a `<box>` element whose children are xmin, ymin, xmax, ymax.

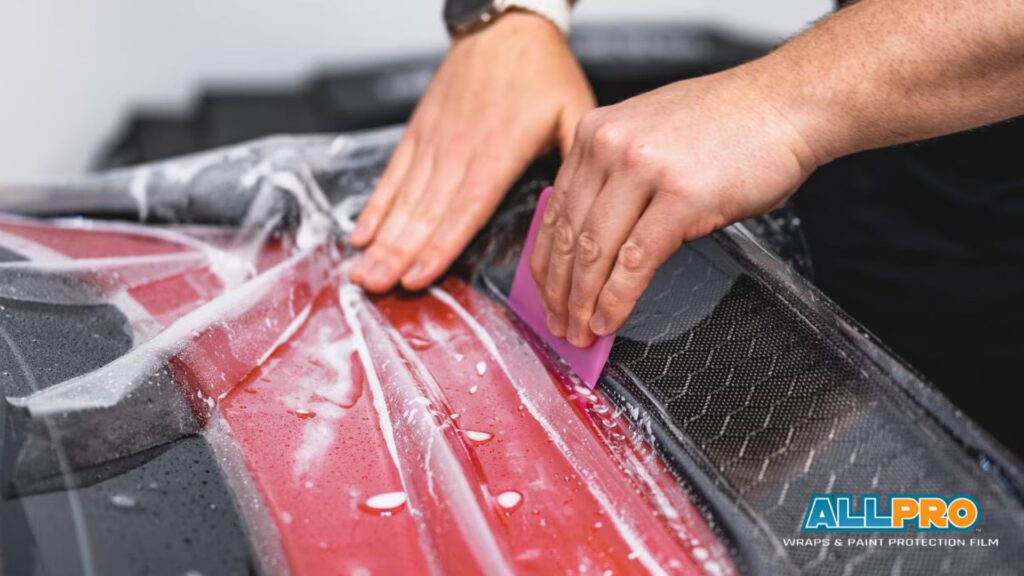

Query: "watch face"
<box><xmin>443</xmin><ymin>0</ymin><xmax>497</xmax><ymax>28</ymax></box>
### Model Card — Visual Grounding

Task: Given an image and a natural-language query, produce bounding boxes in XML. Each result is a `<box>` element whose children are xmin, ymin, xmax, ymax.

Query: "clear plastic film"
<box><xmin>0</xmin><ymin>126</ymin><xmax>1020</xmax><ymax>576</ymax></box>
<box><xmin>0</xmin><ymin>132</ymin><xmax>386</xmax><ymax>495</ymax></box>
<box><xmin>0</xmin><ymin>128</ymin><xmax>736</xmax><ymax>575</ymax></box>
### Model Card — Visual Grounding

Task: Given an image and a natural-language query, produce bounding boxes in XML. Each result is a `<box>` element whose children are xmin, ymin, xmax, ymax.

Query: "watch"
<box><xmin>443</xmin><ymin>0</ymin><xmax>571</xmax><ymax>36</ymax></box>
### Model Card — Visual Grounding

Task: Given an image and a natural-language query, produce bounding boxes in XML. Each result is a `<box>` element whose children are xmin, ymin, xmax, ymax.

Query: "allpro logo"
<box><xmin>801</xmin><ymin>494</ymin><xmax>980</xmax><ymax>532</ymax></box>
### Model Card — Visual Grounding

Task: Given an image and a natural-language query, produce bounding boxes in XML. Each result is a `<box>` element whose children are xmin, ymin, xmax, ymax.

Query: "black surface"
<box><xmin>0</xmin><ymin>253</ymin><xmax>261</xmax><ymax>575</ymax></box>
<box><xmin>795</xmin><ymin>119</ymin><xmax>1024</xmax><ymax>457</ymax></box>
<box><xmin>93</xmin><ymin>25</ymin><xmax>768</xmax><ymax>169</ymax></box>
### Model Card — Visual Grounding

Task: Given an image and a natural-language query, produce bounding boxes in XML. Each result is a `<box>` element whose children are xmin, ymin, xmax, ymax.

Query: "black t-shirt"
<box><xmin>795</xmin><ymin>3</ymin><xmax>1023</xmax><ymax>455</ymax></box>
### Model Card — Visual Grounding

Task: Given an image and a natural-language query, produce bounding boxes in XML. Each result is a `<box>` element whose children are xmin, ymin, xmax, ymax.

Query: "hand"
<box><xmin>349</xmin><ymin>10</ymin><xmax>594</xmax><ymax>292</ymax></box>
<box><xmin>531</xmin><ymin>66</ymin><xmax>822</xmax><ymax>348</ymax></box>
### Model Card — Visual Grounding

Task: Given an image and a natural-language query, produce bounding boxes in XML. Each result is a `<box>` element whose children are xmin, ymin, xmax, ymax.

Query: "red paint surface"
<box><xmin>0</xmin><ymin>217</ymin><xmax>735</xmax><ymax>575</ymax></box>
<box><xmin>0</xmin><ymin>219</ymin><xmax>191</xmax><ymax>257</ymax></box>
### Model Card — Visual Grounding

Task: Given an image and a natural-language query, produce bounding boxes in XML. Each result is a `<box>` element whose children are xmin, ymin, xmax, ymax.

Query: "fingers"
<box><xmin>403</xmin><ymin>121</ymin><xmax>540</xmax><ymax>291</ymax></box>
<box><xmin>529</xmin><ymin>107</ymin><xmax>596</xmax><ymax>288</ymax></box>
<box><xmin>563</xmin><ymin>172</ymin><xmax>651</xmax><ymax>347</ymax></box>
<box><xmin>355</xmin><ymin>144</ymin><xmax>472</xmax><ymax>292</ymax></box>
<box><xmin>350</xmin><ymin>129</ymin><xmax>417</xmax><ymax>248</ymax></box>
<box><xmin>399</xmin><ymin>161</ymin><xmax>507</xmax><ymax>289</ymax></box>
<box><xmin>529</xmin><ymin>118</ymin><xmax>589</xmax><ymax>294</ymax></box>
<box><xmin>534</xmin><ymin>153</ymin><xmax>606</xmax><ymax>338</ymax></box>
<box><xmin>349</xmin><ymin>141</ymin><xmax>438</xmax><ymax>289</ymax></box>
<box><xmin>590</xmin><ymin>193</ymin><xmax>684</xmax><ymax>338</ymax></box>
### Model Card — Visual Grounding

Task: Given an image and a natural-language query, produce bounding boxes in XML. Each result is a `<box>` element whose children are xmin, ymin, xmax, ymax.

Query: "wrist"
<box><xmin>723</xmin><ymin>60</ymin><xmax>829</xmax><ymax>175</ymax></box>
<box><xmin>741</xmin><ymin>30</ymin><xmax>878</xmax><ymax>166</ymax></box>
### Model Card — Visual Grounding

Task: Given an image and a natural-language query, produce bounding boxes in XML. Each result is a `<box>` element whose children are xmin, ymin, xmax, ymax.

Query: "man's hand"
<box><xmin>349</xmin><ymin>11</ymin><xmax>594</xmax><ymax>292</ymax></box>
<box><xmin>531</xmin><ymin>67</ymin><xmax>819</xmax><ymax>348</ymax></box>
<box><xmin>532</xmin><ymin>0</ymin><xmax>1024</xmax><ymax>349</ymax></box>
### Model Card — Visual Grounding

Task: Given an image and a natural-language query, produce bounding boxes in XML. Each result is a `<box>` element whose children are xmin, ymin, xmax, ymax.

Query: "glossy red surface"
<box><xmin>0</xmin><ymin>217</ymin><xmax>735</xmax><ymax>575</ymax></box>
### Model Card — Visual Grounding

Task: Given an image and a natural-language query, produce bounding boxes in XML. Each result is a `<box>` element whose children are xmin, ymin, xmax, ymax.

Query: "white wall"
<box><xmin>0</xmin><ymin>1</ymin><xmax>829</xmax><ymax>182</ymax></box>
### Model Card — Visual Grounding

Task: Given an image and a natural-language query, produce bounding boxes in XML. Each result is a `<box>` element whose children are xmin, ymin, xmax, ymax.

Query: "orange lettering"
<box><xmin>947</xmin><ymin>498</ymin><xmax>978</xmax><ymax>529</ymax></box>
<box><xmin>891</xmin><ymin>497</ymin><xmax>920</xmax><ymax>529</ymax></box>
<box><xmin>918</xmin><ymin>497</ymin><xmax>947</xmax><ymax>528</ymax></box>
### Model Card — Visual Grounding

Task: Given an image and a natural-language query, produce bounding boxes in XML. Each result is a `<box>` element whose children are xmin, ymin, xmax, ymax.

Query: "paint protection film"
<box><xmin>0</xmin><ymin>130</ymin><xmax>729</xmax><ymax>575</ymax></box>
<box><xmin>0</xmin><ymin>128</ymin><xmax>1019</xmax><ymax>575</ymax></box>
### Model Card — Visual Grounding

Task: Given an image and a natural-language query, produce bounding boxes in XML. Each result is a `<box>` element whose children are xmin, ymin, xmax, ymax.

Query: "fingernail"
<box><xmin>567</xmin><ymin>322</ymin><xmax>581</xmax><ymax>346</ymax></box>
<box><xmin>351</xmin><ymin>222</ymin><xmax>368</xmax><ymax>242</ymax></box>
<box><xmin>350</xmin><ymin>256</ymin><xmax>366</xmax><ymax>278</ymax></box>
<box><xmin>359</xmin><ymin>253</ymin><xmax>377</xmax><ymax>270</ymax></box>
<box><xmin>402</xmin><ymin>262</ymin><xmax>425</xmax><ymax>286</ymax></box>
<box><xmin>369</xmin><ymin>261</ymin><xmax>389</xmax><ymax>281</ymax></box>
<box><xmin>546</xmin><ymin>313</ymin><xmax>563</xmax><ymax>337</ymax></box>
<box><xmin>590</xmin><ymin>312</ymin><xmax>608</xmax><ymax>336</ymax></box>
<box><xmin>406</xmin><ymin>262</ymin><xmax>424</xmax><ymax>279</ymax></box>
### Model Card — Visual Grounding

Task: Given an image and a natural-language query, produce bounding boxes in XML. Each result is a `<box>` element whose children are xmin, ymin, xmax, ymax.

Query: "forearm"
<box><xmin>749</xmin><ymin>0</ymin><xmax>1024</xmax><ymax>165</ymax></box>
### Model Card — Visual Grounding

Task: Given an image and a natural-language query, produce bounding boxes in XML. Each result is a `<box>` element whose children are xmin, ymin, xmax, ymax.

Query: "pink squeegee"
<box><xmin>508</xmin><ymin>186</ymin><xmax>614</xmax><ymax>389</ymax></box>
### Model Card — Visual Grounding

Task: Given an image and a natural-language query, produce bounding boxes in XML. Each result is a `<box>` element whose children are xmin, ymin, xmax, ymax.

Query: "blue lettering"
<box><xmin>863</xmin><ymin>496</ymin><xmax>891</xmax><ymax>529</ymax></box>
<box><xmin>837</xmin><ymin>496</ymin><xmax>866</xmax><ymax>528</ymax></box>
<box><xmin>803</xmin><ymin>497</ymin><xmax>838</xmax><ymax>530</ymax></box>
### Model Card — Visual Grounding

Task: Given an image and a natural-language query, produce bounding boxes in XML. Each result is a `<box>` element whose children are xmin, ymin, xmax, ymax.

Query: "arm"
<box><xmin>771</xmin><ymin>0</ymin><xmax>1024</xmax><ymax>163</ymax></box>
<box><xmin>533</xmin><ymin>0</ymin><xmax>1024</xmax><ymax>348</ymax></box>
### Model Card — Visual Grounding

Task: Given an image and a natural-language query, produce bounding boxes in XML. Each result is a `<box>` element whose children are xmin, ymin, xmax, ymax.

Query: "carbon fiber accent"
<box><xmin>474</xmin><ymin>177</ymin><xmax>1024</xmax><ymax>576</ymax></box>
<box><xmin>311</xmin><ymin>141</ymin><xmax>1024</xmax><ymax>576</ymax></box>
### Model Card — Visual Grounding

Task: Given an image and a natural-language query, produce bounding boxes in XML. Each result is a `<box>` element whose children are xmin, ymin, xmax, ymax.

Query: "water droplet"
<box><xmin>693</xmin><ymin>548</ymin><xmax>709</xmax><ymax>561</ymax></box>
<box><xmin>360</xmin><ymin>491</ymin><xmax>407</xmax><ymax>516</ymax></box>
<box><xmin>594</xmin><ymin>521</ymin><xmax>604</xmax><ymax>529</ymax></box>
<box><xmin>600</xmin><ymin>418</ymin><xmax>617</xmax><ymax>428</ymax></box>
<box><xmin>573</xmin><ymin>385</ymin><xmax>592</xmax><ymax>397</ymax></box>
<box><xmin>454</xmin><ymin>353</ymin><xmax>465</xmax><ymax>362</ymax></box>
<box><xmin>475</xmin><ymin>361</ymin><xmax>487</xmax><ymax>376</ymax></box>
<box><xmin>281</xmin><ymin>511</ymin><xmax>294</xmax><ymax>524</ymax></box>
<box><xmin>588</xmin><ymin>403</ymin><xmax>610</xmax><ymax>415</ymax></box>
<box><xmin>463</xmin><ymin>430</ymin><xmax>494</xmax><ymax>446</ymax></box>
<box><xmin>469</xmin><ymin>385</ymin><xmax>478</xmax><ymax>394</ymax></box>
<box><xmin>292</xmin><ymin>408</ymin><xmax>316</xmax><ymax>419</ymax></box>
<box><xmin>110</xmin><ymin>494</ymin><xmax>137</xmax><ymax>509</ymax></box>
<box><xmin>406</xmin><ymin>335</ymin><xmax>432</xmax><ymax>350</ymax></box>
<box><xmin>496</xmin><ymin>490</ymin><xmax>523</xmax><ymax>513</ymax></box>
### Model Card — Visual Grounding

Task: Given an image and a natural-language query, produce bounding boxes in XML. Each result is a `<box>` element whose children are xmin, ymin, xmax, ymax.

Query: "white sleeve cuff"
<box><xmin>497</xmin><ymin>0</ymin><xmax>573</xmax><ymax>34</ymax></box>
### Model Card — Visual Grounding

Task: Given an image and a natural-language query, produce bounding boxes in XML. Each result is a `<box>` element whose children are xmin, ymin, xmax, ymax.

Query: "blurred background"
<box><xmin>0</xmin><ymin>0</ymin><xmax>830</xmax><ymax>182</ymax></box>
